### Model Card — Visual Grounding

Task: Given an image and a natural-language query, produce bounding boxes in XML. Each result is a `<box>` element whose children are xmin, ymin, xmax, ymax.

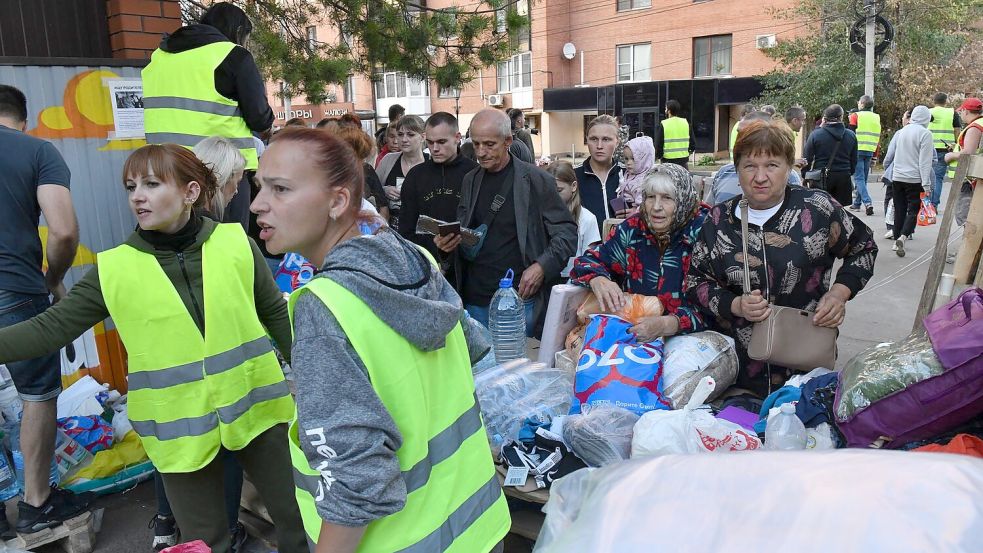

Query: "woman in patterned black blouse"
<box><xmin>685</xmin><ymin>118</ymin><xmax>878</xmax><ymax>397</ymax></box>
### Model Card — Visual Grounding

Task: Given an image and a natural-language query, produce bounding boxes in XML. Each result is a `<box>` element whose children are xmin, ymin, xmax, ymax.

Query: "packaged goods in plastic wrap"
<box><xmin>561</xmin><ymin>405</ymin><xmax>639</xmax><ymax>467</ymax></box>
<box><xmin>474</xmin><ymin>359</ymin><xmax>574</xmax><ymax>454</ymax></box>
<box><xmin>58</xmin><ymin>416</ymin><xmax>114</xmax><ymax>454</ymax></box>
<box><xmin>534</xmin><ymin>450</ymin><xmax>983</xmax><ymax>553</ymax></box>
<box><xmin>662</xmin><ymin>331</ymin><xmax>738</xmax><ymax>409</ymax></box>
<box><xmin>576</xmin><ymin>293</ymin><xmax>663</xmax><ymax>325</ymax></box>
<box><xmin>570</xmin><ymin>315</ymin><xmax>669</xmax><ymax>415</ymax></box>
<box><xmin>631</xmin><ymin>376</ymin><xmax>760</xmax><ymax>457</ymax></box>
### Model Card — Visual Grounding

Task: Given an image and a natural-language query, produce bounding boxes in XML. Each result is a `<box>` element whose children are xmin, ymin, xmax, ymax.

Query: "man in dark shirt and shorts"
<box><xmin>0</xmin><ymin>85</ymin><xmax>88</xmax><ymax>533</ymax></box>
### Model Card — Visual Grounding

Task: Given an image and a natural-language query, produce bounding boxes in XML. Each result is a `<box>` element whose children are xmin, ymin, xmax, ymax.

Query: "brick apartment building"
<box><xmin>274</xmin><ymin>0</ymin><xmax>801</xmax><ymax>157</ymax></box>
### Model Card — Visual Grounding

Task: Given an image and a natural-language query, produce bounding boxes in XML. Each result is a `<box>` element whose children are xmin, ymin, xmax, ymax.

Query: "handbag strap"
<box><xmin>739</xmin><ymin>199</ymin><xmax>751</xmax><ymax>294</ymax></box>
<box><xmin>822</xmin><ymin>127</ymin><xmax>845</xmax><ymax>176</ymax></box>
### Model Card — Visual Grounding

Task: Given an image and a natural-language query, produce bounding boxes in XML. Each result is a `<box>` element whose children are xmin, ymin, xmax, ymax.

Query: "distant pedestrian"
<box><xmin>804</xmin><ymin>104</ymin><xmax>858</xmax><ymax>207</ymax></box>
<box><xmin>928</xmin><ymin>93</ymin><xmax>961</xmax><ymax>208</ymax></box>
<box><xmin>848</xmin><ymin>95</ymin><xmax>881</xmax><ymax>215</ymax></box>
<box><xmin>882</xmin><ymin>105</ymin><xmax>934</xmax><ymax>257</ymax></box>
<box><xmin>730</xmin><ymin>103</ymin><xmax>756</xmax><ymax>159</ymax></box>
<box><xmin>880</xmin><ymin>109</ymin><xmax>912</xmax><ymax>240</ymax></box>
<box><xmin>785</xmin><ymin>106</ymin><xmax>807</xmax><ymax>166</ymax></box>
<box><xmin>508</xmin><ymin>108</ymin><xmax>536</xmax><ymax>160</ymax></box>
<box><xmin>654</xmin><ymin>99</ymin><xmax>695</xmax><ymax>169</ymax></box>
<box><xmin>944</xmin><ymin>98</ymin><xmax>983</xmax><ymax>230</ymax></box>
<box><xmin>377</xmin><ymin>115</ymin><xmax>428</xmax><ymax>229</ymax></box>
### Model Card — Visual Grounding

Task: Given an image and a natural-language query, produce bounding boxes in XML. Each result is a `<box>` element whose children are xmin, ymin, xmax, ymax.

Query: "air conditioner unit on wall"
<box><xmin>487</xmin><ymin>94</ymin><xmax>505</xmax><ymax>107</ymax></box>
<box><xmin>756</xmin><ymin>34</ymin><xmax>777</xmax><ymax>49</ymax></box>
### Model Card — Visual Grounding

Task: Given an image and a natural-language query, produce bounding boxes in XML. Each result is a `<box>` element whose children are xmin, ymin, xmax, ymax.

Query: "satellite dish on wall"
<box><xmin>562</xmin><ymin>43</ymin><xmax>577</xmax><ymax>60</ymax></box>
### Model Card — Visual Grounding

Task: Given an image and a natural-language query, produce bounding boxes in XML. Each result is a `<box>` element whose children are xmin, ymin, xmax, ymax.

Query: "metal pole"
<box><xmin>864</xmin><ymin>0</ymin><xmax>875</xmax><ymax>98</ymax></box>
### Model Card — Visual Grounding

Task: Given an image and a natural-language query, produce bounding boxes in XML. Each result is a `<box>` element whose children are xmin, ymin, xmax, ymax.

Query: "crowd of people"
<box><xmin>0</xmin><ymin>3</ymin><xmax>981</xmax><ymax>553</ymax></box>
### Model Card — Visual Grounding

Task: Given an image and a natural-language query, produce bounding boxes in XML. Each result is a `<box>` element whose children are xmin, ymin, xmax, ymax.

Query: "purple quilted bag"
<box><xmin>835</xmin><ymin>288</ymin><xmax>983</xmax><ymax>448</ymax></box>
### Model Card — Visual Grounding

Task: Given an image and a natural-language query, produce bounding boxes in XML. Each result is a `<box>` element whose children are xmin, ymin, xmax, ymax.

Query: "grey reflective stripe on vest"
<box><xmin>205</xmin><ymin>336</ymin><xmax>274</xmax><ymax>377</ymax></box>
<box><xmin>664</xmin><ymin>137</ymin><xmax>689</xmax><ymax>154</ymax></box>
<box><xmin>146</xmin><ymin>132</ymin><xmax>255</xmax><ymax>150</ymax></box>
<box><xmin>394</xmin><ymin>474</ymin><xmax>503</xmax><ymax>553</ymax></box>
<box><xmin>128</xmin><ymin>337</ymin><xmax>275</xmax><ymax>391</ymax></box>
<box><xmin>402</xmin><ymin>400</ymin><xmax>483</xmax><ymax>495</ymax></box>
<box><xmin>216</xmin><ymin>380</ymin><xmax>291</xmax><ymax>424</ymax></box>
<box><xmin>144</xmin><ymin>96</ymin><xmax>242</xmax><ymax>117</ymax></box>
<box><xmin>131</xmin><ymin>411</ymin><xmax>218</xmax><ymax>441</ymax></box>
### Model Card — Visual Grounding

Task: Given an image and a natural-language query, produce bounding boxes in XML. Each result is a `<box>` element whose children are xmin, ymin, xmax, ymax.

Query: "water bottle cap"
<box><xmin>499</xmin><ymin>268</ymin><xmax>515</xmax><ymax>288</ymax></box>
<box><xmin>780</xmin><ymin>402</ymin><xmax>796</xmax><ymax>414</ymax></box>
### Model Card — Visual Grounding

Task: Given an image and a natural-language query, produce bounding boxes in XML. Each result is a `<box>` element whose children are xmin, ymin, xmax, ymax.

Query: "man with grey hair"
<box><xmin>434</xmin><ymin>108</ymin><xmax>576</xmax><ymax>336</ymax></box>
<box><xmin>848</xmin><ymin>94</ymin><xmax>881</xmax><ymax>214</ymax></box>
<box><xmin>804</xmin><ymin>104</ymin><xmax>858</xmax><ymax>207</ymax></box>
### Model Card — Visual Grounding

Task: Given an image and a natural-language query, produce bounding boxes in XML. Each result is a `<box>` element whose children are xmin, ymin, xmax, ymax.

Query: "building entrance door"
<box><xmin>623</xmin><ymin>110</ymin><xmax>658</xmax><ymax>141</ymax></box>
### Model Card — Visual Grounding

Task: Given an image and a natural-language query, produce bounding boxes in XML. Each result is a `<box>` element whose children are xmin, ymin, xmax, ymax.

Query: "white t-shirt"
<box><xmin>563</xmin><ymin>208</ymin><xmax>602</xmax><ymax>277</ymax></box>
<box><xmin>735</xmin><ymin>202</ymin><xmax>782</xmax><ymax>227</ymax></box>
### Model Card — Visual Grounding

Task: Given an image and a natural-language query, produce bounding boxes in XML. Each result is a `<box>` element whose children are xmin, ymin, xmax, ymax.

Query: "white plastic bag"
<box><xmin>562</xmin><ymin>405</ymin><xmax>638</xmax><ymax>467</ymax></box>
<box><xmin>662</xmin><ymin>331</ymin><xmax>738</xmax><ymax>408</ymax></box>
<box><xmin>535</xmin><ymin>450</ymin><xmax>983</xmax><ymax>552</ymax></box>
<box><xmin>631</xmin><ymin>377</ymin><xmax>761</xmax><ymax>457</ymax></box>
<box><xmin>56</xmin><ymin>375</ymin><xmax>107</xmax><ymax>419</ymax></box>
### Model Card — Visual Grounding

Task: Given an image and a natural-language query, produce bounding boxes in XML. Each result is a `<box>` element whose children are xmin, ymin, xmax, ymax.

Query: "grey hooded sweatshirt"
<box><xmin>291</xmin><ymin>228</ymin><xmax>490</xmax><ymax>527</ymax></box>
<box><xmin>882</xmin><ymin>105</ymin><xmax>935</xmax><ymax>192</ymax></box>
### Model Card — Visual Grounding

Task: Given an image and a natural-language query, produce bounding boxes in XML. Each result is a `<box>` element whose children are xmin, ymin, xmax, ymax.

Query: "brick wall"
<box><xmin>107</xmin><ymin>0</ymin><xmax>182</xmax><ymax>59</ymax></box>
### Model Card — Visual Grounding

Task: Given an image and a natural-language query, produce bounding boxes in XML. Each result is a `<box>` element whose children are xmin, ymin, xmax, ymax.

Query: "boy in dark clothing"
<box><xmin>398</xmin><ymin>113</ymin><xmax>478</xmax><ymax>262</ymax></box>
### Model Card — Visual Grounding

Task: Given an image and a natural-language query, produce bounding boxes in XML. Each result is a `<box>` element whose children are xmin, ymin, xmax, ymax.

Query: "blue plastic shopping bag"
<box><xmin>570</xmin><ymin>315</ymin><xmax>670</xmax><ymax>415</ymax></box>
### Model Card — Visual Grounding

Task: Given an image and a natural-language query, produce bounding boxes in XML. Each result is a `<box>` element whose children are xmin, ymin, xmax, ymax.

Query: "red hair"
<box><xmin>269</xmin><ymin>128</ymin><xmax>364</xmax><ymax>211</ymax></box>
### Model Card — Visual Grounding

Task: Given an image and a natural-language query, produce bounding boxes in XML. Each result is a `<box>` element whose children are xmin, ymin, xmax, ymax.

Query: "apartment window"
<box><xmin>693</xmin><ymin>34</ymin><xmax>732</xmax><ymax>77</ymax></box>
<box><xmin>616</xmin><ymin>43</ymin><xmax>651</xmax><ymax>82</ymax></box>
<box><xmin>374</xmin><ymin>72</ymin><xmax>429</xmax><ymax>99</ymax></box>
<box><xmin>344</xmin><ymin>76</ymin><xmax>355</xmax><ymax>103</ymax></box>
<box><xmin>306</xmin><ymin>26</ymin><xmax>317</xmax><ymax>50</ymax></box>
<box><xmin>439</xmin><ymin>87</ymin><xmax>460</xmax><ymax>98</ymax></box>
<box><xmin>617</xmin><ymin>0</ymin><xmax>651</xmax><ymax>11</ymax></box>
<box><xmin>496</xmin><ymin>52</ymin><xmax>532</xmax><ymax>92</ymax></box>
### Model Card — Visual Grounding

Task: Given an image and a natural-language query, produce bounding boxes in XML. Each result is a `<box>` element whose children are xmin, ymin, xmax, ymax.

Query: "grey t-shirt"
<box><xmin>0</xmin><ymin>125</ymin><xmax>71</xmax><ymax>294</ymax></box>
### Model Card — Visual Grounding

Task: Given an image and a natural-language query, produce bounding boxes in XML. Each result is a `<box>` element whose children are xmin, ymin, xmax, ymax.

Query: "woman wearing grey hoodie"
<box><xmin>882</xmin><ymin>105</ymin><xmax>935</xmax><ymax>257</ymax></box>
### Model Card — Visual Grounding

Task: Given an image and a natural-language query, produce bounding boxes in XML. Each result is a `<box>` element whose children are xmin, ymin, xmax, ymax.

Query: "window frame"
<box><xmin>496</xmin><ymin>51</ymin><xmax>533</xmax><ymax>93</ymax></box>
<box><xmin>374</xmin><ymin>72</ymin><xmax>430</xmax><ymax>99</ymax></box>
<box><xmin>616</xmin><ymin>0</ymin><xmax>651</xmax><ymax>12</ymax></box>
<box><xmin>616</xmin><ymin>43</ymin><xmax>651</xmax><ymax>83</ymax></box>
<box><xmin>693</xmin><ymin>33</ymin><xmax>733</xmax><ymax>78</ymax></box>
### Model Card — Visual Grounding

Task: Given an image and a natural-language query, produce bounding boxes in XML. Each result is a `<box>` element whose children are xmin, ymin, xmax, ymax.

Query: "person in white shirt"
<box><xmin>546</xmin><ymin>161</ymin><xmax>601</xmax><ymax>277</ymax></box>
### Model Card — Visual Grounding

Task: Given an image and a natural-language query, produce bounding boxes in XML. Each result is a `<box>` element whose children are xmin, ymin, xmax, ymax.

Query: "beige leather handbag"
<box><xmin>739</xmin><ymin>200</ymin><xmax>837</xmax><ymax>371</ymax></box>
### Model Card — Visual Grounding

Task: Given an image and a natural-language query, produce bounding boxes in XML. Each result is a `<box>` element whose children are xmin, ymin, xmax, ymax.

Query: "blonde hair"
<box><xmin>546</xmin><ymin>160</ymin><xmax>581</xmax><ymax>221</ymax></box>
<box><xmin>586</xmin><ymin>114</ymin><xmax>619</xmax><ymax>137</ymax></box>
<box><xmin>193</xmin><ymin>137</ymin><xmax>246</xmax><ymax>219</ymax></box>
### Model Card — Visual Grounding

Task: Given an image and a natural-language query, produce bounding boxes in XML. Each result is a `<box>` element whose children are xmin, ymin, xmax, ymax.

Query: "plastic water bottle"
<box><xmin>0</xmin><ymin>430</ymin><xmax>20</xmax><ymax>501</ymax></box>
<box><xmin>8</xmin><ymin>422</ymin><xmax>61</xmax><ymax>489</ymax></box>
<box><xmin>764</xmin><ymin>403</ymin><xmax>807</xmax><ymax>450</ymax></box>
<box><xmin>489</xmin><ymin>269</ymin><xmax>526</xmax><ymax>364</ymax></box>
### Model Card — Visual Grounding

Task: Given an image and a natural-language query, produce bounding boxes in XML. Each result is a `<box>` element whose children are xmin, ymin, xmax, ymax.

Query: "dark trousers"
<box><xmin>662</xmin><ymin>157</ymin><xmax>689</xmax><ymax>170</ymax></box>
<box><xmin>824</xmin><ymin>171</ymin><xmax>854</xmax><ymax>207</ymax></box>
<box><xmin>155</xmin><ymin>450</ymin><xmax>243</xmax><ymax>533</ymax></box>
<box><xmin>892</xmin><ymin>180</ymin><xmax>922</xmax><ymax>239</ymax></box>
<box><xmin>159</xmin><ymin>424</ymin><xmax>308</xmax><ymax>553</ymax></box>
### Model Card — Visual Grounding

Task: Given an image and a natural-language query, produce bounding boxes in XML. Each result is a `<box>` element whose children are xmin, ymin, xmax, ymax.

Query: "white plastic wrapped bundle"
<box><xmin>535</xmin><ymin>450</ymin><xmax>983</xmax><ymax>552</ymax></box>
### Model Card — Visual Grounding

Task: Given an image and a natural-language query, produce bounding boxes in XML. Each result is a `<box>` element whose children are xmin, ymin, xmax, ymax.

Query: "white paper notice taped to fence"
<box><xmin>107</xmin><ymin>79</ymin><xmax>145</xmax><ymax>138</ymax></box>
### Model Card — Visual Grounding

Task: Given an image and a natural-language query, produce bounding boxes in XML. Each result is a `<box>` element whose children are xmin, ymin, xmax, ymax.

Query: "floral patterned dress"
<box><xmin>570</xmin><ymin>207</ymin><xmax>710</xmax><ymax>334</ymax></box>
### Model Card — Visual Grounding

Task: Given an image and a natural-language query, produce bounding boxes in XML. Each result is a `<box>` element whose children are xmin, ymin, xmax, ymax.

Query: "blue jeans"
<box><xmin>931</xmin><ymin>150</ymin><xmax>947</xmax><ymax>207</ymax></box>
<box><xmin>466</xmin><ymin>298</ymin><xmax>536</xmax><ymax>338</ymax></box>
<box><xmin>0</xmin><ymin>290</ymin><xmax>61</xmax><ymax>401</ymax></box>
<box><xmin>852</xmin><ymin>154</ymin><xmax>873</xmax><ymax>207</ymax></box>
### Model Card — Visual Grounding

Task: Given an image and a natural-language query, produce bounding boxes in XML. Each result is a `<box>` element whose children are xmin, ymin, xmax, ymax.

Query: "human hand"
<box><xmin>813</xmin><ymin>286</ymin><xmax>849</xmax><ymax>328</ymax></box>
<box><xmin>589</xmin><ymin>277</ymin><xmax>627</xmax><ymax>312</ymax></box>
<box><xmin>434</xmin><ymin>233</ymin><xmax>461</xmax><ymax>253</ymax></box>
<box><xmin>518</xmin><ymin>263</ymin><xmax>545</xmax><ymax>298</ymax></box>
<box><xmin>383</xmin><ymin>185</ymin><xmax>400</xmax><ymax>201</ymax></box>
<box><xmin>50</xmin><ymin>282</ymin><xmax>67</xmax><ymax>304</ymax></box>
<box><xmin>735</xmin><ymin>290</ymin><xmax>771</xmax><ymax>322</ymax></box>
<box><xmin>629</xmin><ymin>315</ymin><xmax>680</xmax><ymax>342</ymax></box>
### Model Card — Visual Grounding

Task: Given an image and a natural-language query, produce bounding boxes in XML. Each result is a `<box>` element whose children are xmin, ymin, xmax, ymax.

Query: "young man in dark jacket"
<box><xmin>804</xmin><ymin>104</ymin><xmax>859</xmax><ymax>207</ymax></box>
<box><xmin>398</xmin><ymin>112</ymin><xmax>478</xmax><ymax>261</ymax></box>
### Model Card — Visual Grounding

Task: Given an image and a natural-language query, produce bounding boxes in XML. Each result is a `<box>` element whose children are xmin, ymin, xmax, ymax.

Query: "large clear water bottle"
<box><xmin>0</xmin><ymin>430</ymin><xmax>20</xmax><ymax>501</ymax></box>
<box><xmin>489</xmin><ymin>269</ymin><xmax>526</xmax><ymax>364</ymax></box>
<box><xmin>764</xmin><ymin>403</ymin><xmax>807</xmax><ymax>450</ymax></box>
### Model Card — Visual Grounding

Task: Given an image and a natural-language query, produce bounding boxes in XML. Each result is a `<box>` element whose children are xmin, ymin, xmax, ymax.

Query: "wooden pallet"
<box><xmin>3</xmin><ymin>511</ymin><xmax>96</xmax><ymax>553</ymax></box>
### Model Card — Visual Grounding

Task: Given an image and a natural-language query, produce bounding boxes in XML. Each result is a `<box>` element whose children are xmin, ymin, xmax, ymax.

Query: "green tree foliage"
<box><xmin>182</xmin><ymin>0</ymin><xmax>528</xmax><ymax>104</ymax></box>
<box><xmin>756</xmin><ymin>0</ymin><xmax>981</xmax><ymax>133</ymax></box>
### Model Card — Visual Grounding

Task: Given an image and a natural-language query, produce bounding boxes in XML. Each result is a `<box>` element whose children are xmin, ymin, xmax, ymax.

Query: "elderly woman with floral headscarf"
<box><xmin>571</xmin><ymin>163</ymin><xmax>709</xmax><ymax>341</ymax></box>
<box><xmin>618</xmin><ymin>136</ymin><xmax>656</xmax><ymax>208</ymax></box>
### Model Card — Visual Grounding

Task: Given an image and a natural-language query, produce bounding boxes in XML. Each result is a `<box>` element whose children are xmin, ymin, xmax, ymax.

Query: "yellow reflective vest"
<box><xmin>661</xmin><ymin>116</ymin><xmax>691</xmax><ymax>159</ymax></box>
<box><xmin>855</xmin><ymin>110</ymin><xmax>881</xmax><ymax>154</ymax></box>
<box><xmin>928</xmin><ymin>106</ymin><xmax>956</xmax><ymax>150</ymax></box>
<box><xmin>947</xmin><ymin>118</ymin><xmax>983</xmax><ymax>180</ymax></box>
<box><xmin>98</xmin><ymin>224</ymin><xmax>293</xmax><ymax>472</ymax></box>
<box><xmin>287</xmin><ymin>275</ymin><xmax>510</xmax><ymax>553</ymax></box>
<box><xmin>142</xmin><ymin>42</ymin><xmax>259</xmax><ymax>169</ymax></box>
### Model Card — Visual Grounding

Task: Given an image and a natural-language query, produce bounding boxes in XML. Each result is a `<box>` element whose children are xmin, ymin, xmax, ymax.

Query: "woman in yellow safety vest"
<box><xmin>250</xmin><ymin>127</ymin><xmax>510</xmax><ymax>553</ymax></box>
<box><xmin>944</xmin><ymin>97</ymin><xmax>983</xmax><ymax>229</ymax></box>
<box><xmin>0</xmin><ymin>144</ymin><xmax>306</xmax><ymax>553</ymax></box>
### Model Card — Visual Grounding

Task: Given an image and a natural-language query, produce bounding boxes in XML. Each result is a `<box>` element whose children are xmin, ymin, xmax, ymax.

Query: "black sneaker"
<box><xmin>865</xmin><ymin>205</ymin><xmax>874</xmax><ymax>216</ymax></box>
<box><xmin>149</xmin><ymin>514</ymin><xmax>179</xmax><ymax>551</ymax></box>
<box><xmin>230</xmin><ymin>521</ymin><xmax>248</xmax><ymax>553</ymax></box>
<box><xmin>16</xmin><ymin>486</ymin><xmax>91</xmax><ymax>534</ymax></box>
